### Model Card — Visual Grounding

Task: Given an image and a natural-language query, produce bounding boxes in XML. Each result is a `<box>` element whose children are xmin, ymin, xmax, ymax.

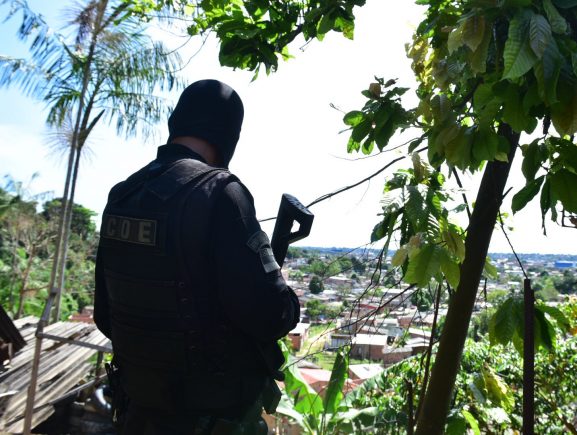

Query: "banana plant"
<box><xmin>278</xmin><ymin>342</ymin><xmax>379</xmax><ymax>434</ymax></box>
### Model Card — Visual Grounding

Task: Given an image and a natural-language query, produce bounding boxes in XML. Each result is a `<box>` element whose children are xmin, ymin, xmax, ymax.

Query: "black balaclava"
<box><xmin>167</xmin><ymin>79</ymin><xmax>244</xmax><ymax>168</ymax></box>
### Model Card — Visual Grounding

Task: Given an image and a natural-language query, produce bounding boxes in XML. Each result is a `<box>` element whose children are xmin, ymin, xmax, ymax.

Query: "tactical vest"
<box><xmin>98</xmin><ymin>158</ymin><xmax>269</xmax><ymax>413</ymax></box>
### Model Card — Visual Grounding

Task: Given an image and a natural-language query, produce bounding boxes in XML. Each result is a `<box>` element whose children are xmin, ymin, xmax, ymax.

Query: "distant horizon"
<box><xmin>294</xmin><ymin>246</ymin><xmax>577</xmax><ymax>259</ymax></box>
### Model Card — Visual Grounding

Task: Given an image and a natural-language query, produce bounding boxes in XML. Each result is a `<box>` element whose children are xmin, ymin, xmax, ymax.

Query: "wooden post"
<box><xmin>22</xmin><ymin>290</ymin><xmax>55</xmax><ymax>434</ymax></box>
<box><xmin>523</xmin><ymin>278</ymin><xmax>534</xmax><ymax>435</ymax></box>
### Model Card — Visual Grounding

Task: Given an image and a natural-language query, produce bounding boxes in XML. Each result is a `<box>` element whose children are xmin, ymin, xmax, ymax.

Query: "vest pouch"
<box><xmin>104</xmin><ymin>269</ymin><xmax>179</xmax><ymax>320</ymax></box>
<box><xmin>111</xmin><ymin>319</ymin><xmax>188</xmax><ymax>371</ymax></box>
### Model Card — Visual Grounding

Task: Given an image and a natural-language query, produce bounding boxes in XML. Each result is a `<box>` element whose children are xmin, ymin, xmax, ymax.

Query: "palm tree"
<box><xmin>0</xmin><ymin>0</ymin><xmax>183</xmax><ymax>320</ymax></box>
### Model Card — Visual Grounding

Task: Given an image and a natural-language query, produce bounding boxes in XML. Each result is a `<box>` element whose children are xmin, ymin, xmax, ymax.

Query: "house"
<box><xmin>288</xmin><ymin>322</ymin><xmax>310</xmax><ymax>351</ymax></box>
<box><xmin>350</xmin><ymin>334</ymin><xmax>389</xmax><ymax>361</ymax></box>
<box><xmin>382</xmin><ymin>346</ymin><xmax>413</xmax><ymax>366</ymax></box>
<box><xmin>298</xmin><ymin>368</ymin><xmax>357</xmax><ymax>397</ymax></box>
<box><xmin>348</xmin><ymin>363</ymin><xmax>384</xmax><ymax>382</ymax></box>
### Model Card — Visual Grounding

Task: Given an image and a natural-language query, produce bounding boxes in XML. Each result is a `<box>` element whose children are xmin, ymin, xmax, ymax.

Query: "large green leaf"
<box><xmin>470</xmin><ymin>24</ymin><xmax>492</xmax><ymax>73</ymax></box>
<box><xmin>351</xmin><ymin>118</ymin><xmax>372</xmax><ymax>143</ymax></box>
<box><xmin>343</xmin><ymin>110</ymin><xmax>365</xmax><ymax>127</ymax></box>
<box><xmin>323</xmin><ymin>347</ymin><xmax>349</xmax><ymax>415</ymax></box>
<box><xmin>280</xmin><ymin>341</ymin><xmax>324</xmax><ymax>416</ymax></box>
<box><xmin>462</xmin><ymin>15</ymin><xmax>486</xmax><ymax>52</ymax></box>
<box><xmin>489</xmin><ymin>297</ymin><xmax>522</xmax><ymax>346</ymax></box>
<box><xmin>482</xmin><ymin>366</ymin><xmax>515</xmax><ymax>412</ymax></box>
<box><xmin>529</xmin><ymin>13</ymin><xmax>552</xmax><ymax>58</ymax></box>
<box><xmin>461</xmin><ymin>409</ymin><xmax>481</xmax><ymax>435</ymax></box>
<box><xmin>405</xmin><ymin>244</ymin><xmax>441</xmax><ymax>287</ymax></box>
<box><xmin>443</xmin><ymin>227</ymin><xmax>466</xmax><ymax>261</ymax></box>
<box><xmin>471</xmin><ymin>127</ymin><xmax>499</xmax><ymax>162</ymax></box>
<box><xmin>551</xmin><ymin>87</ymin><xmax>577</xmax><ymax>136</ymax></box>
<box><xmin>533</xmin><ymin>37</ymin><xmax>562</xmax><ymax>105</ymax></box>
<box><xmin>502</xmin><ymin>11</ymin><xmax>538</xmax><ymax>79</ymax></box>
<box><xmin>440</xmin><ymin>249</ymin><xmax>461</xmax><ymax>288</ymax></box>
<box><xmin>537</xmin><ymin>303</ymin><xmax>572</xmax><ymax>332</ymax></box>
<box><xmin>521</xmin><ymin>140</ymin><xmax>548</xmax><ymax>181</ymax></box>
<box><xmin>502</xmin><ymin>84</ymin><xmax>533</xmax><ymax>132</ymax></box>
<box><xmin>549</xmin><ymin>169</ymin><xmax>577</xmax><ymax>212</ymax></box>
<box><xmin>445</xmin><ymin>127</ymin><xmax>472</xmax><ymax>169</ymax></box>
<box><xmin>543</xmin><ymin>0</ymin><xmax>568</xmax><ymax>33</ymax></box>
<box><xmin>511</xmin><ymin>175</ymin><xmax>545</xmax><ymax>213</ymax></box>
<box><xmin>553</xmin><ymin>0</ymin><xmax>577</xmax><ymax>6</ymax></box>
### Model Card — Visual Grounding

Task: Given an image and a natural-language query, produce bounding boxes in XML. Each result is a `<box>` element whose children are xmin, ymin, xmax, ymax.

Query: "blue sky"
<box><xmin>1</xmin><ymin>0</ymin><xmax>576</xmax><ymax>255</ymax></box>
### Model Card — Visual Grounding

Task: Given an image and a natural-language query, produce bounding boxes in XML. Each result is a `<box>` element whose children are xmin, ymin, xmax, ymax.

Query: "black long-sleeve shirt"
<box><xmin>94</xmin><ymin>144</ymin><xmax>299</xmax><ymax>344</ymax></box>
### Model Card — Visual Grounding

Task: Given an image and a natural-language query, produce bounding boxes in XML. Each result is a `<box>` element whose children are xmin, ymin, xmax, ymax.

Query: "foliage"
<box><xmin>305</xmin><ymin>299</ymin><xmax>340</xmax><ymax>321</ymax></box>
<box><xmin>0</xmin><ymin>180</ymin><xmax>98</xmax><ymax>319</ymax></box>
<box><xmin>309</xmin><ymin>274</ymin><xmax>324</xmax><ymax>294</ymax></box>
<box><xmin>123</xmin><ymin>0</ymin><xmax>367</xmax><ymax>76</ymax></box>
<box><xmin>1</xmin><ymin>0</ymin><xmax>184</xmax><ymax>319</ymax></box>
<box><xmin>43</xmin><ymin>199</ymin><xmax>97</xmax><ymax>240</ymax></box>
<box><xmin>279</xmin><ymin>341</ymin><xmax>379</xmax><ymax>434</ymax></box>
<box><xmin>346</xmin><ymin>320</ymin><xmax>577</xmax><ymax>434</ymax></box>
<box><xmin>411</xmin><ymin>287</ymin><xmax>434</xmax><ymax>311</ymax></box>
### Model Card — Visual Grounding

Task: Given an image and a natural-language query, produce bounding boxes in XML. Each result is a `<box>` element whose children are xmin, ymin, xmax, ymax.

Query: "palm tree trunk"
<box><xmin>415</xmin><ymin>124</ymin><xmax>520</xmax><ymax>434</ymax></box>
<box><xmin>54</xmin><ymin>144</ymin><xmax>83</xmax><ymax>320</ymax></box>
<box><xmin>50</xmin><ymin>0</ymin><xmax>108</xmax><ymax>322</ymax></box>
<box><xmin>47</xmin><ymin>140</ymin><xmax>77</xmax><ymax>323</ymax></box>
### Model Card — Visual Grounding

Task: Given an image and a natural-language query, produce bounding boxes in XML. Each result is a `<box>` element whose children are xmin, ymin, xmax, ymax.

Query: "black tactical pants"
<box><xmin>119</xmin><ymin>402</ymin><xmax>268</xmax><ymax>435</ymax></box>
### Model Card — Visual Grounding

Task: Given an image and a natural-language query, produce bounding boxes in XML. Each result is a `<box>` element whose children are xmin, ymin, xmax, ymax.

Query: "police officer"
<box><xmin>94</xmin><ymin>79</ymin><xmax>300</xmax><ymax>434</ymax></box>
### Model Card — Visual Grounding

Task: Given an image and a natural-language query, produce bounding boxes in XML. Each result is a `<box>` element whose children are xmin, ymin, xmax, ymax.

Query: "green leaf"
<box><xmin>444</xmin><ymin>127</ymin><xmax>472</xmax><ymax>169</ymax></box>
<box><xmin>280</xmin><ymin>341</ymin><xmax>324</xmax><ymax>416</ymax></box>
<box><xmin>447</xmin><ymin>24</ymin><xmax>465</xmax><ymax>54</ymax></box>
<box><xmin>489</xmin><ymin>297</ymin><xmax>521</xmax><ymax>346</ymax></box>
<box><xmin>511</xmin><ymin>175</ymin><xmax>545</xmax><ymax>213</ymax></box>
<box><xmin>551</xmin><ymin>87</ymin><xmax>577</xmax><ymax>136</ymax></box>
<box><xmin>557</xmin><ymin>140</ymin><xmax>577</xmax><ymax>173</ymax></box>
<box><xmin>351</xmin><ymin>118</ymin><xmax>372</xmax><ymax>143</ymax></box>
<box><xmin>323</xmin><ymin>348</ymin><xmax>349</xmax><ymax>414</ymax></box>
<box><xmin>461</xmin><ymin>409</ymin><xmax>481</xmax><ymax>435</ymax></box>
<box><xmin>540</xmin><ymin>178</ymin><xmax>552</xmax><ymax>228</ymax></box>
<box><xmin>549</xmin><ymin>169</ymin><xmax>577</xmax><ymax>213</ymax></box>
<box><xmin>553</xmin><ymin>0</ymin><xmax>577</xmax><ymax>6</ymax></box>
<box><xmin>484</xmin><ymin>257</ymin><xmax>498</xmax><ymax>279</ymax></box>
<box><xmin>443</xmin><ymin>228</ymin><xmax>466</xmax><ymax>261</ymax></box>
<box><xmin>521</xmin><ymin>140</ymin><xmax>547</xmax><ymax>181</ymax></box>
<box><xmin>343</xmin><ymin>110</ymin><xmax>365</xmax><ymax>126</ymax></box>
<box><xmin>462</xmin><ymin>15</ymin><xmax>486</xmax><ymax>52</ymax></box>
<box><xmin>468</xmin><ymin>380</ymin><xmax>487</xmax><ymax>404</ymax></box>
<box><xmin>543</xmin><ymin>0</ymin><xmax>568</xmax><ymax>33</ymax></box>
<box><xmin>533</xmin><ymin>37</ymin><xmax>562</xmax><ymax>105</ymax></box>
<box><xmin>347</xmin><ymin>136</ymin><xmax>360</xmax><ymax>153</ymax></box>
<box><xmin>440</xmin><ymin>250</ymin><xmax>461</xmax><ymax>288</ymax></box>
<box><xmin>537</xmin><ymin>303</ymin><xmax>572</xmax><ymax>332</ymax></box>
<box><xmin>535</xmin><ymin>308</ymin><xmax>556</xmax><ymax>350</ymax></box>
<box><xmin>482</xmin><ymin>366</ymin><xmax>515</xmax><ymax>412</ymax></box>
<box><xmin>502</xmin><ymin>84</ymin><xmax>532</xmax><ymax>132</ymax></box>
<box><xmin>472</xmin><ymin>127</ymin><xmax>499</xmax><ymax>162</ymax></box>
<box><xmin>502</xmin><ymin>11</ymin><xmax>538</xmax><ymax>79</ymax></box>
<box><xmin>529</xmin><ymin>14</ymin><xmax>552</xmax><ymax>58</ymax></box>
<box><xmin>392</xmin><ymin>247</ymin><xmax>408</xmax><ymax>267</ymax></box>
<box><xmin>470</xmin><ymin>24</ymin><xmax>492</xmax><ymax>73</ymax></box>
<box><xmin>445</xmin><ymin>411</ymin><xmax>468</xmax><ymax>434</ymax></box>
<box><xmin>374</xmin><ymin>117</ymin><xmax>396</xmax><ymax>150</ymax></box>
<box><xmin>405</xmin><ymin>244</ymin><xmax>441</xmax><ymax>287</ymax></box>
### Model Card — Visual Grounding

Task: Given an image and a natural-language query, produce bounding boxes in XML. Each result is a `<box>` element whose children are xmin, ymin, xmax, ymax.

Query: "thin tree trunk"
<box><xmin>415</xmin><ymin>124</ymin><xmax>520</xmax><ymax>434</ymax></box>
<box><xmin>16</xmin><ymin>244</ymin><xmax>36</xmax><ymax>319</ymax></box>
<box><xmin>54</xmin><ymin>144</ymin><xmax>83</xmax><ymax>320</ymax></box>
<box><xmin>51</xmin><ymin>0</ymin><xmax>109</xmax><ymax>322</ymax></box>
<box><xmin>47</xmin><ymin>140</ymin><xmax>77</xmax><ymax>323</ymax></box>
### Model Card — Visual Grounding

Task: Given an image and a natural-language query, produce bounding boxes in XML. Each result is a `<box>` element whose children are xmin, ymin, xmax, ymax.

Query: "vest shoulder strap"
<box><xmin>146</xmin><ymin>159</ymin><xmax>228</xmax><ymax>201</ymax></box>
